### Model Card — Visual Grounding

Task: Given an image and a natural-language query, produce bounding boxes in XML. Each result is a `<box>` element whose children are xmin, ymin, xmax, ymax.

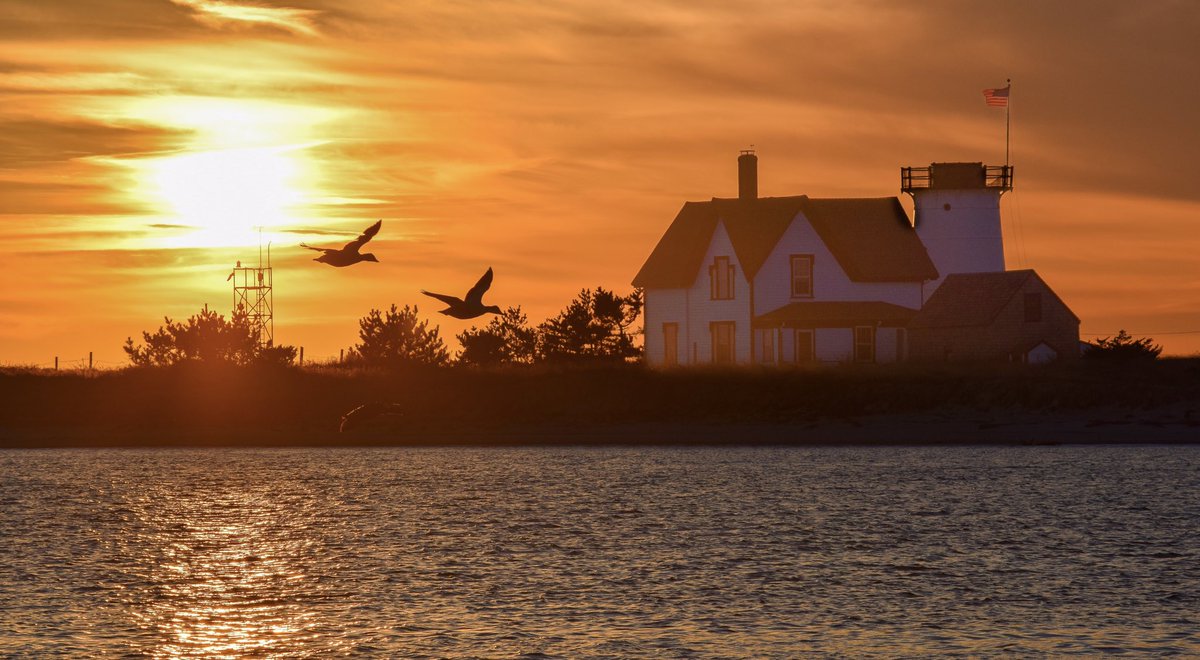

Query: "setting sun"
<box><xmin>147</xmin><ymin>146</ymin><xmax>305</xmax><ymax>247</ymax></box>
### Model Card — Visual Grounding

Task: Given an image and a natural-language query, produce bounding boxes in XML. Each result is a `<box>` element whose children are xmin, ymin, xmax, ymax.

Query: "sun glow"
<box><xmin>150</xmin><ymin>146</ymin><xmax>304</xmax><ymax>247</ymax></box>
<box><xmin>125</xmin><ymin>98</ymin><xmax>330</xmax><ymax>248</ymax></box>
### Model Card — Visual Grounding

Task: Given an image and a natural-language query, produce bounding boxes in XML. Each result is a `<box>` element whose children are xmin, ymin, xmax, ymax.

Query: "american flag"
<box><xmin>983</xmin><ymin>85</ymin><xmax>1010</xmax><ymax>107</ymax></box>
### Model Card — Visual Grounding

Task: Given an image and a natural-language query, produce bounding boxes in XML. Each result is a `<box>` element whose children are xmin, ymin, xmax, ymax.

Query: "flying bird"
<box><xmin>421</xmin><ymin>267</ymin><xmax>503</xmax><ymax>319</ymax></box>
<box><xmin>339</xmin><ymin>402</ymin><xmax>404</xmax><ymax>433</ymax></box>
<box><xmin>300</xmin><ymin>220</ymin><xmax>382</xmax><ymax>267</ymax></box>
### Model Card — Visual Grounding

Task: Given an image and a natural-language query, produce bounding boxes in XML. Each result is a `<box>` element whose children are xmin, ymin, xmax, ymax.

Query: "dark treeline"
<box><xmin>123</xmin><ymin>288</ymin><xmax>642</xmax><ymax>369</ymax></box>
<box><xmin>2</xmin><ymin>356</ymin><xmax>1198</xmax><ymax>447</ymax></box>
<box><xmin>3</xmin><ymin>288</ymin><xmax>1188</xmax><ymax>446</ymax></box>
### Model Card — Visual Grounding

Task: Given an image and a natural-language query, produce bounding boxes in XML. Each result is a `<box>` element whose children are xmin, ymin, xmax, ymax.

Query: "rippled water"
<box><xmin>1</xmin><ymin>446</ymin><xmax>1198</xmax><ymax>657</ymax></box>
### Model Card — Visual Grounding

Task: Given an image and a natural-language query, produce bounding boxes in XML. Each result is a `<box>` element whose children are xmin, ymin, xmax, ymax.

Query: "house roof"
<box><xmin>909</xmin><ymin>269</ymin><xmax>1081</xmax><ymax>328</ymax></box>
<box><xmin>802</xmin><ymin>197</ymin><xmax>938</xmax><ymax>282</ymax></box>
<box><xmin>632</xmin><ymin>195</ymin><xmax>937</xmax><ymax>288</ymax></box>
<box><xmin>754</xmin><ymin>301</ymin><xmax>919</xmax><ymax>328</ymax></box>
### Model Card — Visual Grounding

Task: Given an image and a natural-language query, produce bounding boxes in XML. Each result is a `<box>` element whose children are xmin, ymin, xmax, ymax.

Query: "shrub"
<box><xmin>123</xmin><ymin>305</ymin><xmax>298</xmax><ymax>367</ymax></box>
<box><xmin>349</xmin><ymin>304</ymin><xmax>449</xmax><ymax>368</ymax></box>
<box><xmin>536</xmin><ymin>287</ymin><xmax>642</xmax><ymax>363</ymax></box>
<box><xmin>1082</xmin><ymin>330</ymin><xmax>1162</xmax><ymax>362</ymax></box>
<box><xmin>457</xmin><ymin>306</ymin><xmax>537</xmax><ymax>366</ymax></box>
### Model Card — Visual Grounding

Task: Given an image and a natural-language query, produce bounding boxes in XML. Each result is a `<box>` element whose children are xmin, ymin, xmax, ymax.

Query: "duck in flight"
<box><xmin>339</xmin><ymin>402</ymin><xmax>404</xmax><ymax>433</ymax></box>
<box><xmin>300</xmin><ymin>219</ymin><xmax>382</xmax><ymax>267</ymax></box>
<box><xmin>421</xmin><ymin>267</ymin><xmax>503</xmax><ymax>319</ymax></box>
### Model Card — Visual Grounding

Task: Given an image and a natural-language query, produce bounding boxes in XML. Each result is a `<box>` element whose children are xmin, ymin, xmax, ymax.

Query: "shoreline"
<box><xmin>4</xmin><ymin>412</ymin><xmax>1198</xmax><ymax>448</ymax></box>
<box><xmin>4</xmin><ymin>360</ymin><xmax>1197</xmax><ymax>448</ymax></box>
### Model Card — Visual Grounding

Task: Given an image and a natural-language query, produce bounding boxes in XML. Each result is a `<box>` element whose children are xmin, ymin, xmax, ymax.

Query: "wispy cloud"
<box><xmin>0</xmin><ymin>119</ymin><xmax>191</xmax><ymax>168</ymax></box>
<box><xmin>171</xmin><ymin>0</ymin><xmax>323</xmax><ymax>37</ymax></box>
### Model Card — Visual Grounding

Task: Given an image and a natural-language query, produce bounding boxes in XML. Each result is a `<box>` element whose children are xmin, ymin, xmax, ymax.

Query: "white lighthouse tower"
<box><xmin>902</xmin><ymin>162</ymin><xmax>1013</xmax><ymax>299</ymax></box>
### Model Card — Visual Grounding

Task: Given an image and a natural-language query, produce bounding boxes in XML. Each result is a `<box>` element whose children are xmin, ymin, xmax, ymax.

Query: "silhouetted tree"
<box><xmin>537</xmin><ymin>287</ymin><xmax>643</xmax><ymax>363</ymax></box>
<box><xmin>456</xmin><ymin>306</ymin><xmax>537</xmax><ymax>366</ymax></box>
<box><xmin>1083</xmin><ymin>330</ymin><xmax>1162</xmax><ymax>362</ymax></box>
<box><xmin>123</xmin><ymin>305</ymin><xmax>298</xmax><ymax>367</ymax></box>
<box><xmin>349</xmin><ymin>304</ymin><xmax>449</xmax><ymax>368</ymax></box>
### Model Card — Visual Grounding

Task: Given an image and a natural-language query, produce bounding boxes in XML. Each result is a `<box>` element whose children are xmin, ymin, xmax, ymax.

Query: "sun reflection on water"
<box><xmin>131</xmin><ymin>485</ymin><xmax>323</xmax><ymax>658</ymax></box>
<box><xmin>4</xmin><ymin>448</ymin><xmax>1197</xmax><ymax>656</ymax></box>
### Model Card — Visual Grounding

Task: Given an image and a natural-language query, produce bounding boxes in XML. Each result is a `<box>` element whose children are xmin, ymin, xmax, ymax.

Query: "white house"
<box><xmin>632</xmin><ymin>153</ymin><xmax>1017</xmax><ymax>366</ymax></box>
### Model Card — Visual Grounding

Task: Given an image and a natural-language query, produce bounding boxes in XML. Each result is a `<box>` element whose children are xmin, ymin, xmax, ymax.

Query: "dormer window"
<box><xmin>790</xmin><ymin>254</ymin><xmax>813</xmax><ymax>298</ymax></box>
<box><xmin>710</xmin><ymin>256</ymin><xmax>734</xmax><ymax>300</ymax></box>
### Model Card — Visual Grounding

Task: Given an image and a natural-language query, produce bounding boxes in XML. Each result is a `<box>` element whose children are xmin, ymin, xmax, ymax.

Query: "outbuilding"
<box><xmin>907</xmin><ymin>270</ymin><xmax>1080</xmax><ymax>362</ymax></box>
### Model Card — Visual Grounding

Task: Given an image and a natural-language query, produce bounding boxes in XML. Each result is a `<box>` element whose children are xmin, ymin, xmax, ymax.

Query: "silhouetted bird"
<box><xmin>339</xmin><ymin>402</ymin><xmax>404</xmax><ymax>433</ymax></box>
<box><xmin>301</xmin><ymin>219</ymin><xmax>382</xmax><ymax>267</ymax></box>
<box><xmin>421</xmin><ymin>267</ymin><xmax>503</xmax><ymax>319</ymax></box>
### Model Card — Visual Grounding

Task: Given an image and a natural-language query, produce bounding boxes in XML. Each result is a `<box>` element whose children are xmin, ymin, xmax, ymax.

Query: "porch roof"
<box><xmin>753</xmin><ymin>301</ymin><xmax>918</xmax><ymax>328</ymax></box>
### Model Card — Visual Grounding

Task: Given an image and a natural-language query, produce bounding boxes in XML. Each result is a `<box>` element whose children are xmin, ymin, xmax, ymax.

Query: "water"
<box><xmin>1</xmin><ymin>446</ymin><xmax>1197</xmax><ymax>657</ymax></box>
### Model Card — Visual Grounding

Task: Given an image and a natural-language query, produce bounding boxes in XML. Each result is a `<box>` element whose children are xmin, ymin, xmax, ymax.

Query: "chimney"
<box><xmin>738</xmin><ymin>149</ymin><xmax>757</xmax><ymax>200</ymax></box>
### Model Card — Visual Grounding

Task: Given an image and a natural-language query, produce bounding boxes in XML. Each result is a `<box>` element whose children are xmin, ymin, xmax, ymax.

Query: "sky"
<box><xmin>2</xmin><ymin>0</ymin><xmax>1198</xmax><ymax>366</ymax></box>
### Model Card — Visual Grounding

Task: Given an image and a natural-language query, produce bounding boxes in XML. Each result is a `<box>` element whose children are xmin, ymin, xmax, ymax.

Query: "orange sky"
<box><xmin>2</xmin><ymin>0</ymin><xmax>1198</xmax><ymax>365</ymax></box>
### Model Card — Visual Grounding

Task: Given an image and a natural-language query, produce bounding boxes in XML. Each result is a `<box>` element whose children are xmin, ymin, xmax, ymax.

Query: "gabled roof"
<box><xmin>631</xmin><ymin>197</ymin><xmax>801</xmax><ymax>289</ymax></box>
<box><xmin>754</xmin><ymin>301</ymin><xmax>918</xmax><ymax>328</ymax></box>
<box><xmin>802</xmin><ymin>198</ymin><xmax>938</xmax><ymax>282</ymax></box>
<box><xmin>632</xmin><ymin>196</ymin><xmax>937</xmax><ymax>288</ymax></box>
<box><xmin>909</xmin><ymin>270</ymin><xmax>1081</xmax><ymax>328</ymax></box>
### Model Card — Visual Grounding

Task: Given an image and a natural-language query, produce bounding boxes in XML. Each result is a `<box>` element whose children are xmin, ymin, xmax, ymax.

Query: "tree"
<box><xmin>349</xmin><ymin>304</ymin><xmax>449</xmax><ymax>368</ymax></box>
<box><xmin>456</xmin><ymin>306</ymin><xmax>537</xmax><ymax>366</ymax></box>
<box><xmin>1083</xmin><ymin>330</ymin><xmax>1162</xmax><ymax>362</ymax></box>
<box><xmin>123</xmin><ymin>304</ymin><xmax>298</xmax><ymax>367</ymax></box>
<box><xmin>536</xmin><ymin>287</ymin><xmax>643</xmax><ymax>363</ymax></box>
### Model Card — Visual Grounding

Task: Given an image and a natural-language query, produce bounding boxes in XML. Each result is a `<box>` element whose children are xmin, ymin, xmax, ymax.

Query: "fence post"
<box><xmin>299</xmin><ymin>346</ymin><xmax>304</xmax><ymax>366</ymax></box>
<box><xmin>89</xmin><ymin>352</ymin><xmax>93</xmax><ymax>370</ymax></box>
<box><xmin>339</xmin><ymin>348</ymin><xmax>344</xmax><ymax>363</ymax></box>
<box><xmin>54</xmin><ymin>356</ymin><xmax>58</xmax><ymax>371</ymax></box>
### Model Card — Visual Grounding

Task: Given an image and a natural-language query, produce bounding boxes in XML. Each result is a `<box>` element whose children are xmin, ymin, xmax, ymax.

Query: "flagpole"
<box><xmin>1005</xmin><ymin>78</ymin><xmax>1011</xmax><ymax>167</ymax></box>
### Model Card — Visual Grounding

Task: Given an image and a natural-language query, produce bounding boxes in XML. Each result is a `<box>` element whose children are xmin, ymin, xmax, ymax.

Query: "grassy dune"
<box><xmin>2</xmin><ymin>359</ymin><xmax>1198</xmax><ymax>447</ymax></box>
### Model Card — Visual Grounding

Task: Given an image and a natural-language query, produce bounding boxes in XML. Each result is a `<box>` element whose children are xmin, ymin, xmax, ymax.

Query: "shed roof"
<box><xmin>632</xmin><ymin>196</ymin><xmax>937</xmax><ymax>288</ymax></box>
<box><xmin>909</xmin><ymin>270</ymin><xmax>1081</xmax><ymax>328</ymax></box>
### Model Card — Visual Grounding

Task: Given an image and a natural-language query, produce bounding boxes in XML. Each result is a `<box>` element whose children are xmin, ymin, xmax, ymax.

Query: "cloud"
<box><xmin>0</xmin><ymin>181</ymin><xmax>142</xmax><ymax>216</ymax></box>
<box><xmin>170</xmin><ymin>0</ymin><xmax>323</xmax><ymax>37</ymax></box>
<box><xmin>0</xmin><ymin>120</ymin><xmax>191</xmax><ymax>218</ymax></box>
<box><xmin>0</xmin><ymin>0</ymin><xmax>334</xmax><ymax>41</ymax></box>
<box><xmin>0</xmin><ymin>0</ymin><xmax>205</xmax><ymax>41</ymax></box>
<box><xmin>277</xmin><ymin>226</ymin><xmax>360</xmax><ymax>237</ymax></box>
<box><xmin>0</xmin><ymin>119</ymin><xmax>191</xmax><ymax>168</ymax></box>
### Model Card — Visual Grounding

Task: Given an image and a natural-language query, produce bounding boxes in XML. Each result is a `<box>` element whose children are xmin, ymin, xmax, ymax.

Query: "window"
<box><xmin>794</xmin><ymin>329</ymin><xmax>815</xmax><ymax>363</ymax></box>
<box><xmin>709</xmin><ymin>256</ymin><xmax>735</xmax><ymax>300</ymax></box>
<box><xmin>711</xmin><ymin>321</ymin><xmax>735</xmax><ymax>364</ymax></box>
<box><xmin>895</xmin><ymin>328</ymin><xmax>907</xmax><ymax>362</ymax></box>
<box><xmin>790</xmin><ymin>254</ymin><xmax>814</xmax><ymax>298</ymax></box>
<box><xmin>662</xmin><ymin>323</ymin><xmax>678</xmax><ymax>366</ymax></box>
<box><xmin>854</xmin><ymin>326</ymin><xmax>875</xmax><ymax>363</ymax></box>
<box><xmin>756</xmin><ymin>329</ymin><xmax>775</xmax><ymax>364</ymax></box>
<box><xmin>1024</xmin><ymin>292</ymin><xmax>1043</xmax><ymax>322</ymax></box>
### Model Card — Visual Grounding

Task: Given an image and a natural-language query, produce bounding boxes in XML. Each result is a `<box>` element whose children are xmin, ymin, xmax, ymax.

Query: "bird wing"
<box><xmin>421</xmin><ymin>290</ymin><xmax>463</xmax><ymax>306</ymax></box>
<box><xmin>345</xmin><ymin>219</ymin><xmax>382</xmax><ymax>253</ymax></box>
<box><xmin>464</xmin><ymin>267</ymin><xmax>494</xmax><ymax>305</ymax></box>
<box><xmin>340</xmin><ymin>402</ymin><xmax>403</xmax><ymax>433</ymax></box>
<box><xmin>299</xmin><ymin>243</ymin><xmax>334</xmax><ymax>254</ymax></box>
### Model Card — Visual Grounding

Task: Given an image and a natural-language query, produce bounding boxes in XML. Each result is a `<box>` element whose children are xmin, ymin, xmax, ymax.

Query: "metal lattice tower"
<box><xmin>229</xmin><ymin>239</ymin><xmax>274</xmax><ymax>347</ymax></box>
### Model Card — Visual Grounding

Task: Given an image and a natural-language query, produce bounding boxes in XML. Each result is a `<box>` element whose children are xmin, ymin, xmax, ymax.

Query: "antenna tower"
<box><xmin>229</xmin><ymin>229</ymin><xmax>274</xmax><ymax>346</ymax></box>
